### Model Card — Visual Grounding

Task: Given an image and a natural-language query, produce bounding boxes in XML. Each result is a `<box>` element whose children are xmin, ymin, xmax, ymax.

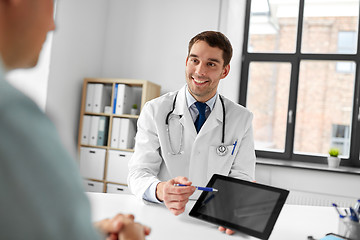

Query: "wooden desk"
<box><xmin>87</xmin><ymin>192</ymin><xmax>339</xmax><ymax>239</ymax></box>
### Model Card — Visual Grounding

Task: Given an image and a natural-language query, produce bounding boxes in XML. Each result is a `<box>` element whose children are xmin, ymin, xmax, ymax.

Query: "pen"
<box><xmin>349</xmin><ymin>207</ymin><xmax>359</xmax><ymax>222</ymax></box>
<box><xmin>174</xmin><ymin>184</ymin><xmax>218</xmax><ymax>192</ymax></box>
<box><xmin>231</xmin><ymin>140</ymin><xmax>238</xmax><ymax>155</ymax></box>
<box><xmin>354</xmin><ymin>199</ymin><xmax>360</xmax><ymax>214</ymax></box>
<box><xmin>332</xmin><ymin>203</ymin><xmax>345</xmax><ymax>218</ymax></box>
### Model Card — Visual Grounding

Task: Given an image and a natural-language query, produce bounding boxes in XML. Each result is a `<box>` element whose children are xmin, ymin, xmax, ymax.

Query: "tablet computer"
<box><xmin>189</xmin><ymin>174</ymin><xmax>289</xmax><ymax>240</ymax></box>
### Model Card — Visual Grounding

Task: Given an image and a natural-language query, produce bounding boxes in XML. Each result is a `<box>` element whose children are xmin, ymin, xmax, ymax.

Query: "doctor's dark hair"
<box><xmin>188</xmin><ymin>31</ymin><xmax>233</xmax><ymax>67</ymax></box>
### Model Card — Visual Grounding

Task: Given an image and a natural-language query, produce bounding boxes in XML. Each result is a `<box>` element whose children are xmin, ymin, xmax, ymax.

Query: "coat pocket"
<box><xmin>207</xmin><ymin>144</ymin><xmax>236</xmax><ymax>180</ymax></box>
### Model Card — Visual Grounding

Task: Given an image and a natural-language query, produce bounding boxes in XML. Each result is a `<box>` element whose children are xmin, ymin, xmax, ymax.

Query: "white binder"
<box><xmin>97</xmin><ymin>116</ymin><xmax>108</xmax><ymax>146</ymax></box>
<box><xmin>85</xmin><ymin>83</ymin><xmax>95</xmax><ymax>112</ymax></box>
<box><xmin>89</xmin><ymin>116</ymin><xmax>100</xmax><ymax>146</ymax></box>
<box><xmin>93</xmin><ymin>84</ymin><xmax>112</xmax><ymax>113</ymax></box>
<box><xmin>110</xmin><ymin>118</ymin><xmax>121</xmax><ymax>148</ymax></box>
<box><xmin>81</xmin><ymin>115</ymin><xmax>91</xmax><ymax>145</ymax></box>
<box><xmin>115</xmin><ymin>84</ymin><xmax>134</xmax><ymax>115</ymax></box>
<box><xmin>119</xmin><ymin>118</ymin><xmax>136</xmax><ymax>149</ymax></box>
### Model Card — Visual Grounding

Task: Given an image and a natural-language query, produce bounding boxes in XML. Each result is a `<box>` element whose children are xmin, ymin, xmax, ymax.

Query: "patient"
<box><xmin>0</xmin><ymin>0</ymin><xmax>150</xmax><ymax>239</ymax></box>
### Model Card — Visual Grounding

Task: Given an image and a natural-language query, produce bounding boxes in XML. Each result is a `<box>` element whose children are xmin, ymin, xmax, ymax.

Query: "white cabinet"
<box><xmin>106</xmin><ymin>150</ymin><xmax>133</xmax><ymax>184</ymax></box>
<box><xmin>79</xmin><ymin>147</ymin><xmax>106</xmax><ymax>180</ymax></box>
<box><xmin>106</xmin><ymin>183</ymin><xmax>131</xmax><ymax>194</ymax></box>
<box><xmin>83</xmin><ymin>180</ymin><xmax>104</xmax><ymax>193</ymax></box>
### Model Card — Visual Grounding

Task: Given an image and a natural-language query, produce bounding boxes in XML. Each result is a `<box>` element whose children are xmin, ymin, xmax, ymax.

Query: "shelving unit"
<box><xmin>78</xmin><ymin>78</ymin><xmax>161</xmax><ymax>193</ymax></box>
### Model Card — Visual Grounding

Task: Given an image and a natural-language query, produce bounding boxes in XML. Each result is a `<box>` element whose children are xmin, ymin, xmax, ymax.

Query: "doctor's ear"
<box><xmin>221</xmin><ymin>64</ymin><xmax>230</xmax><ymax>79</ymax></box>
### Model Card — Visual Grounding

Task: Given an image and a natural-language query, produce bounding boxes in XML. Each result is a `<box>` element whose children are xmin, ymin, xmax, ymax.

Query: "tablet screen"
<box><xmin>189</xmin><ymin>174</ymin><xmax>289</xmax><ymax>240</ymax></box>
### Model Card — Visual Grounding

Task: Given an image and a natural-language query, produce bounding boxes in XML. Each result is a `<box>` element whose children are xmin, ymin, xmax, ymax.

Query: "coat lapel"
<box><xmin>175</xmin><ymin>86</ymin><xmax>197</xmax><ymax>139</ymax></box>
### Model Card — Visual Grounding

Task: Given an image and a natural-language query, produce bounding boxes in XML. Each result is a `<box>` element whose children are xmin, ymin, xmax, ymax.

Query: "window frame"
<box><xmin>240</xmin><ymin>0</ymin><xmax>360</xmax><ymax>167</ymax></box>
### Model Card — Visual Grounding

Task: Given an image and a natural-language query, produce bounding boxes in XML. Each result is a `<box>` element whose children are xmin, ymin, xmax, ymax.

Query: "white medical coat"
<box><xmin>128</xmin><ymin>85</ymin><xmax>256</xmax><ymax>201</ymax></box>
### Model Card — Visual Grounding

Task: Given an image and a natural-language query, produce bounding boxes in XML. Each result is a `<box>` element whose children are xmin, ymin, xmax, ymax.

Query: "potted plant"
<box><xmin>130</xmin><ymin>104</ymin><xmax>138</xmax><ymax>115</ymax></box>
<box><xmin>327</xmin><ymin>148</ymin><xmax>341</xmax><ymax>168</ymax></box>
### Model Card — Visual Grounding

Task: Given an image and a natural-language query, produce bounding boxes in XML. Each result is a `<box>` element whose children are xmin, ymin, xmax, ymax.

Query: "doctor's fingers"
<box><xmin>165</xmin><ymin>199</ymin><xmax>188</xmax><ymax>216</ymax></box>
<box><xmin>163</xmin><ymin>192</ymin><xmax>191</xmax><ymax>203</ymax></box>
<box><xmin>163</xmin><ymin>186</ymin><xmax>194</xmax><ymax>198</ymax></box>
<box><xmin>169</xmin><ymin>206</ymin><xmax>186</xmax><ymax>216</ymax></box>
<box><xmin>172</xmin><ymin>176</ymin><xmax>192</xmax><ymax>185</ymax></box>
<box><xmin>164</xmin><ymin>182</ymin><xmax>195</xmax><ymax>194</ymax></box>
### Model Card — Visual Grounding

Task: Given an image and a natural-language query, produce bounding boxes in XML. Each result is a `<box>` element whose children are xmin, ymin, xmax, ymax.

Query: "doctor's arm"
<box><xmin>127</xmin><ymin>102</ymin><xmax>165</xmax><ymax>202</ymax></box>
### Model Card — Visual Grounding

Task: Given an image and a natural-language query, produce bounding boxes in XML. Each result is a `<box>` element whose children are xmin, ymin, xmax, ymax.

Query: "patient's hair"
<box><xmin>188</xmin><ymin>31</ymin><xmax>233</xmax><ymax>67</ymax></box>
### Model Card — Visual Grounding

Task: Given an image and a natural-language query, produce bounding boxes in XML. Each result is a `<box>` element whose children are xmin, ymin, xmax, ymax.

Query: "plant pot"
<box><xmin>327</xmin><ymin>156</ymin><xmax>341</xmax><ymax>168</ymax></box>
<box><xmin>130</xmin><ymin>108</ymin><xmax>138</xmax><ymax>115</ymax></box>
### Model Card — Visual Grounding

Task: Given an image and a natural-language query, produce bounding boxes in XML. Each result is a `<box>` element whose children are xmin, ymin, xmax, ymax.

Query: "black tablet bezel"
<box><xmin>189</xmin><ymin>174</ymin><xmax>289</xmax><ymax>240</ymax></box>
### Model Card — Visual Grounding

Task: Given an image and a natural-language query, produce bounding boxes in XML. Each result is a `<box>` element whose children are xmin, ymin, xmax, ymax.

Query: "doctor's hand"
<box><xmin>94</xmin><ymin>213</ymin><xmax>151</xmax><ymax>240</ymax></box>
<box><xmin>156</xmin><ymin>176</ymin><xmax>196</xmax><ymax>216</ymax></box>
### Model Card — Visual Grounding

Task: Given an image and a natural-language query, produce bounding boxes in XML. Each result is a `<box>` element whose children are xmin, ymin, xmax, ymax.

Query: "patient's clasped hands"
<box><xmin>95</xmin><ymin>213</ymin><xmax>151</xmax><ymax>240</ymax></box>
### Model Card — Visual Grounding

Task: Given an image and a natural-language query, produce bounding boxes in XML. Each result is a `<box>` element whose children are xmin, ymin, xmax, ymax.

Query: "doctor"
<box><xmin>128</xmin><ymin>31</ymin><xmax>255</xmax><ymax>234</ymax></box>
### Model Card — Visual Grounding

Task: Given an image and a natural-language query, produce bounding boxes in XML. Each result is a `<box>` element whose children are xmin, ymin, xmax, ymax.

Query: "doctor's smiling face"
<box><xmin>185</xmin><ymin>33</ymin><xmax>231</xmax><ymax>102</ymax></box>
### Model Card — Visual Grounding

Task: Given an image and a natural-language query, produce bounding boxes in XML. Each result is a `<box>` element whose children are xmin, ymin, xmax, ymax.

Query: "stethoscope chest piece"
<box><xmin>216</xmin><ymin>144</ymin><xmax>228</xmax><ymax>156</ymax></box>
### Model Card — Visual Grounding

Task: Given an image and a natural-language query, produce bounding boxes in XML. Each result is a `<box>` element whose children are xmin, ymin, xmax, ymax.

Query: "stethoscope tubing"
<box><xmin>165</xmin><ymin>92</ymin><xmax>226</xmax><ymax>152</ymax></box>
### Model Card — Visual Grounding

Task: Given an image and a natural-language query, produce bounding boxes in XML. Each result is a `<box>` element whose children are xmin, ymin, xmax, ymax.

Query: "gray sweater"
<box><xmin>0</xmin><ymin>69</ymin><xmax>101</xmax><ymax>239</ymax></box>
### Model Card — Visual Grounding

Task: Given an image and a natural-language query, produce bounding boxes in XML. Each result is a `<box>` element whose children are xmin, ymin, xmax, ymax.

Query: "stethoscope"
<box><xmin>165</xmin><ymin>92</ymin><xmax>228</xmax><ymax>156</ymax></box>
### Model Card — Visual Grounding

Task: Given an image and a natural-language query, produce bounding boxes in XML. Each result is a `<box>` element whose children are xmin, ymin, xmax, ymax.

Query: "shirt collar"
<box><xmin>185</xmin><ymin>85</ymin><xmax>217</xmax><ymax>111</ymax></box>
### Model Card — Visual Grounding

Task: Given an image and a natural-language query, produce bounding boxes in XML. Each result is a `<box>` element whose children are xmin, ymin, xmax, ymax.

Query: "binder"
<box><xmin>110</xmin><ymin>118</ymin><xmax>121</xmax><ymax>148</ymax></box>
<box><xmin>115</xmin><ymin>84</ymin><xmax>134</xmax><ymax>115</ymax></box>
<box><xmin>85</xmin><ymin>83</ymin><xmax>95</xmax><ymax>112</ymax></box>
<box><xmin>113</xmin><ymin>84</ymin><xmax>118</xmax><ymax>114</ymax></box>
<box><xmin>119</xmin><ymin>118</ymin><xmax>136</xmax><ymax>149</ymax></box>
<box><xmin>89</xmin><ymin>116</ymin><xmax>100</xmax><ymax>146</ymax></box>
<box><xmin>93</xmin><ymin>84</ymin><xmax>112</xmax><ymax>113</ymax></box>
<box><xmin>97</xmin><ymin>116</ymin><xmax>109</xmax><ymax>146</ymax></box>
<box><xmin>81</xmin><ymin>115</ymin><xmax>91</xmax><ymax>145</ymax></box>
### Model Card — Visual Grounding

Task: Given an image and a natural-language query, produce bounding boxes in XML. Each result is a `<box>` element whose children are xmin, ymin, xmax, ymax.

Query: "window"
<box><xmin>331</xmin><ymin>124</ymin><xmax>350</xmax><ymax>156</ymax></box>
<box><xmin>240</xmin><ymin>0</ymin><xmax>360</xmax><ymax>167</ymax></box>
<box><xmin>336</xmin><ymin>31</ymin><xmax>357</xmax><ymax>73</ymax></box>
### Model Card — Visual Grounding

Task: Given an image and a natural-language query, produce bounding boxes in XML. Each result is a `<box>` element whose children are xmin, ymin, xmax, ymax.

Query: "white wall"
<box><xmin>102</xmin><ymin>0</ymin><xmax>221</xmax><ymax>94</ymax></box>
<box><xmin>46</xmin><ymin>0</ymin><xmax>109</xmax><ymax>157</ymax></box>
<box><xmin>256</xmin><ymin>163</ymin><xmax>360</xmax><ymax>207</ymax></box>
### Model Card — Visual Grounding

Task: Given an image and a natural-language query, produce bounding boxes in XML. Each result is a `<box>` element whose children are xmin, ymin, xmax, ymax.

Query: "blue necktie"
<box><xmin>195</xmin><ymin>102</ymin><xmax>207</xmax><ymax>133</ymax></box>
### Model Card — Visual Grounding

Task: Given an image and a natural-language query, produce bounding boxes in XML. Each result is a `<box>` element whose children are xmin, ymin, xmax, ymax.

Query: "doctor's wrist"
<box><xmin>155</xmin><ymin>182</ymin><xmax>165</xmax><ymax>202</ymax></box>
